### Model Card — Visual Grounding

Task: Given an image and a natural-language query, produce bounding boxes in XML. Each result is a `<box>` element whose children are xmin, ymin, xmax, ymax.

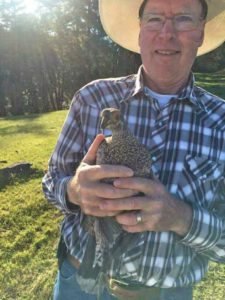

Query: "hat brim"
<box><xmin>99</xmin><ymin>0</ymin><xmax>225</xmax><ymax>56</ymax></box>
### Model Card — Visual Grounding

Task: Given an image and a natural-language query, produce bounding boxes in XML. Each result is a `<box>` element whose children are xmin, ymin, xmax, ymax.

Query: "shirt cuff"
<box><xmin>179</xmin><ymin>205</ymin><xmax>223</xmax><ymax>252</ymax></box>
<box><xmin>54</xmin><ymin>176</ymin><xmax>80</xmax><ymax>214</ymax></box>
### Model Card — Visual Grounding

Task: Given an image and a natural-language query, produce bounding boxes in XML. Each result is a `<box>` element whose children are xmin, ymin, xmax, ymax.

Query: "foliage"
<box><xmin>1</xmin><ymin>0</ymin><xmax>224</xmax><ymax>117</ymax></box>
<box><xmin>0</xmin><ymin>0</ymin><xmax>141</xmax><ymax>117</ymax></box>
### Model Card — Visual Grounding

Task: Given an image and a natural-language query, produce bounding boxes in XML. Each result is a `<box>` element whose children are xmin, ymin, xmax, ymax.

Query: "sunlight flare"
<box><xmin>22</xmin><ymin>0</ymin><xmax>39</xmax><ymax>14</ymax></box>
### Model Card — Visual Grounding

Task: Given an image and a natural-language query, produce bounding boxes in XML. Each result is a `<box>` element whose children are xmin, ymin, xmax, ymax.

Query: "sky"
<box><xmin>21</xmin><ymin>0</ymin><xmax>39</xmax><ymax>14</ymax></box>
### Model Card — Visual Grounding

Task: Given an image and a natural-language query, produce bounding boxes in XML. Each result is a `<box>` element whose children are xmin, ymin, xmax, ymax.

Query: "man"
<box><xmin>42</xmin><ymin>0</ymin><xmax>225</xmax><ymax>299</ymax></box>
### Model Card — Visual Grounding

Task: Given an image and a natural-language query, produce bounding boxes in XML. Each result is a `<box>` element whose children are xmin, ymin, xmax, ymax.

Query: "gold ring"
<box><xmin>136</xmin><ymin>211</ymin><xmax>143</xmax><ymax>224</ymax></box>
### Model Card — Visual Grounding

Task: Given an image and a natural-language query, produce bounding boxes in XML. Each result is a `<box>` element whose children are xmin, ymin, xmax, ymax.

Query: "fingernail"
<box><xmin>127</xmin><ymin>169</ymin><xmax>134</xmax><ymax>176</ymax></box>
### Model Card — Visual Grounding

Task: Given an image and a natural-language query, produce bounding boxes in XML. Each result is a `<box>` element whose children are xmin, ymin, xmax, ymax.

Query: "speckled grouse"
<box><xmin>76</xmin><ymin>107</ymin><xmax>152</xmax><ymax>296</ymax></box>
<box><xmin>96</xmin><ymin>107</ymin><xmax>152</xmax><ymax>178</ymax></box>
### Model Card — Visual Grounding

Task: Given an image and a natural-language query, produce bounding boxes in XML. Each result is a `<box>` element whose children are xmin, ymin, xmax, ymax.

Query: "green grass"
<box><xmin>0</xmin><ymin>73</ymin><xmax>225</xmax><ymax>300</ymax></box>
<box><xmin>0</xmin><ymin>112</ymin><xmax>68</xmax><ymax>170</ymax></box>
<box><xmin>195</xmin><ymin>71</ymin><xmax>225</xmax><ymax>99</ymax></box>
<box><xmin>0</xmin><ymin>111</ymin><xmax>67</xmax><ymax>300</ymax></box>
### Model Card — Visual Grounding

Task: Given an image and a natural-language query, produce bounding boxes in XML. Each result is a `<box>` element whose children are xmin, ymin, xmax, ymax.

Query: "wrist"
<box><xmin>173</xmin><ymin>201</ymin><xmax>193</xmax><ymax>237</ymax></box>
<box><xmin>66</xmin><ymin>177</ymin><xmax>80</xmax><ymax>206</ymax></box>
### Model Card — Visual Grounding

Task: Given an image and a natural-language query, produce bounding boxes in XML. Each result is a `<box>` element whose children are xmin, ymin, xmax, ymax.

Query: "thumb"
<box><xmin>82</xmin><ymin>134</ymin><xmax>105</xmax><ymax>165</ymax></box>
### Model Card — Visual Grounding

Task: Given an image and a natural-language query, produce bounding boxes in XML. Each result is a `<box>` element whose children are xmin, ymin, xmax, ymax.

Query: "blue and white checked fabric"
<box><xmin>42</xmin><ymin>66</ymin><xmax>225</xmax><ymax>288</ymax></box>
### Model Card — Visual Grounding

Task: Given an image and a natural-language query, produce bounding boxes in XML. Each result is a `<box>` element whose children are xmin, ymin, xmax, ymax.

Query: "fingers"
<box><xmin>68</xmin><ymin>175</ymin><xmax>137</xmax><ymax>217</ymax></box>
<box><xmin>82</xmin><ymin>205</ymin><xmax>119</xmax><ymax>217</ymax></box>
<box><xmin>78</xmin><ymin>183</ymin><xmax>138</xmax><ymax>209</ymax></box>
<box><xmin>82</xmin><ymin>134</ymin><xmax>105</xmax><ymax>165</ymax></box>
<box><xmin>116</xmin><ymin>210</ymin><xmax>145</xmax><ymax>225</ymax></box>
<box><xmin>84</xmin><ymin>182</ymin><xmax>138</xmax><ymax>199</ymax></box>
<box><xmin>79</xmin><ymin>185</ymin><xmax>137</xmax><ymax>217</ymax></box>
<box><xmin>67</xmin><ymin>163</ymin><xmax>135</xmax><ymax>217</ymax></box>
<box><xmin>77</xmin><ymin>164</ymin><xmax>134</xmax><ymax>182</ymax></box>
<box><xmin>116</xmin><ymin>211</ymin><xmax>148</xmax><ymax>233</ymax></box>
<box><xmin>114</xmin><ymin>177</ymin><xmax>163</xmax><ymax>195</ymax></box>
<box><xmin>78</xmin><ymin>183</ymin><xmax>137</xmax><ymax>216</ymax></box>
<box><xmin>99</xmin><ymin>196</ymin><xmax>148</xmax><ymax>211</ymax></box>
<box><xmin>122</xmin><ymin>223</ymin><xmax>147</xmax><ymax>233</ymax></box>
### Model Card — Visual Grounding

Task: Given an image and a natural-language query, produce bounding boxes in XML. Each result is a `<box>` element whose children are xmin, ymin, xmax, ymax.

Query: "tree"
<box><xmin>0</xmin><ymin>0</ymin><xmax>223</xmax><ymax>116</ymax></box>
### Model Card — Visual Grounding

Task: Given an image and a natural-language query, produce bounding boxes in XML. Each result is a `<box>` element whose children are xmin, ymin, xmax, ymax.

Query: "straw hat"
<box><xmin>99</xmin><ymin>0</ymin><xmax>225</xmax><ymax>56</ymax></box>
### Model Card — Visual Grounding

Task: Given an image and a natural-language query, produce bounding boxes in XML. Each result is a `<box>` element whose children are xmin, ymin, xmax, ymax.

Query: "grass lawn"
<box><xmin>0</xmin><ymin>111</ymin><xmax>67</xmax><ymax>300</ymax></box>
<box><xmin>195</xmin><ymin>71</ymin><xmax>225</xmax><ymax>99</ymax></box>
<box><xmin>0</xmin><ymin>73</ymin><xmax>225</xmax><ymax>300</ymax></box>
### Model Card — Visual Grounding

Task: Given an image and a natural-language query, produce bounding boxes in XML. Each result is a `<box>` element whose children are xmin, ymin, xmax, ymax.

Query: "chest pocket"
<box><xmin>177</xmin><ymin>154</ymin><xmax>225</xmax><ymax>209</ymax></box>
<box><xmin>186</xmin><ymin>154</ymin><xmax>224</xmax><ymax>181</ymax></box>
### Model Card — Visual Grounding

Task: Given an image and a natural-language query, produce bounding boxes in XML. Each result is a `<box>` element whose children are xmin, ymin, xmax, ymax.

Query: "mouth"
<box><xmin>156</xmin><ymin>50</ymin><xmax>180</xmax><ymax>56</ymax></box>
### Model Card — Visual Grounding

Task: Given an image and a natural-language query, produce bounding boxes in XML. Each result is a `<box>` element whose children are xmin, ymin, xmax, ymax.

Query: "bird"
<box><xmin>76</xmin><ymin>107</ymin><xmax>152</xmax><ymax>297</ymax></box>
<box><xmin>96</xmin><ymin>107</ymin><xmax>152</xmax><ymax>179</ymax></box>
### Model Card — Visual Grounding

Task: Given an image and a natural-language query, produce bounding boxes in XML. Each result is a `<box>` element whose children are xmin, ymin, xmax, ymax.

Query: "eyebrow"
<box><xmin>142</xmin><ymin>6</ymin><xmax>197</xmax><ymax>15</ymax></box>
<box><xmin>142</xmin><ymin>12</ymin><xmax>196</xmax><ymax>17</ymax></box>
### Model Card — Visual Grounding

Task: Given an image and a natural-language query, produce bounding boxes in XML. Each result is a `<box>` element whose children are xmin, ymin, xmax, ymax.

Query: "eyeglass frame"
<box><xmin>139</xmin><ymin>13</ymin><xmax>205</xmax><ymax>32</ymax></box>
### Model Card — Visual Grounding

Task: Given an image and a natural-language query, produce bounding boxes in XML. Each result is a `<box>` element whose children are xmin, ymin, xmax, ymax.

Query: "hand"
<box><xmin>99</xmin><ymin>177</ymin><xmax>193</xmax><ymax>237</ymax></box>
<box><xmin>67</xmin><ymin>134</ymin><xmax>137</xmax><ymax>217</ymax></box>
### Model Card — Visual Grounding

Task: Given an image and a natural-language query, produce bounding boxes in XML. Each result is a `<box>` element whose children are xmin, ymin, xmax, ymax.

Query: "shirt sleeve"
<box><xmin>42</xmin><ymin>92</ymin><xmax>86</xmax><ymax>215</ymax></box>
<box><xmin>180</xmin><ymin>179</ymin><xmax>225</xmax><ymax>263</ymax></box>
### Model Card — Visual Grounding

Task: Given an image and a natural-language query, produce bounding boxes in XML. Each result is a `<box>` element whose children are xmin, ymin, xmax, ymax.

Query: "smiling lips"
<box><xmin>156</xmin><ymin>50</ymin><xmax>180</xmax><ymax>55</ymax></box>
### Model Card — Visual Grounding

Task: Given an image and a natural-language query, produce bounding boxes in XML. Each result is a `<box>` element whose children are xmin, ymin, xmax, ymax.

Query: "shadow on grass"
<box><xmin>0</xmin><ymin>168</ymin><xmax>45</xmax><ymax>190</ymax></box>
<box><xmin>0</xmin><ymin>123</ymin><xmax>48</xmax><ymax>137</ymax></box>
<box><xmin>195</xmin><ymin>72</ymin><xmax>225</xmax><ymax>99</ymax></box>
<box><xmin>0</xmin><ymin>112</ymin><xmax>59</xmax><ymax>137</ymax></box>
<box><xmin>2</xmin><ymin>113</ymin><xmax>42</xmax><ymax>122</ymax></box>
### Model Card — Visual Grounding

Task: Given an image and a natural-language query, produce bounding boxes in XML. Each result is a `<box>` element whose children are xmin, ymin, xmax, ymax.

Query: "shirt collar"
<box><xmin>123</xmin><ymin>66</ymin><xmax>207</xmax><ymax>112</ymax></box>
<box><xmin>122</xmin><ymin>66</ymin><xmax>145</xmax><ymax>101</ymax></box>
<box><xmin>176</xmin><ymin>73</ymin><xmax>207</xmax><ymax>111</ymax></box>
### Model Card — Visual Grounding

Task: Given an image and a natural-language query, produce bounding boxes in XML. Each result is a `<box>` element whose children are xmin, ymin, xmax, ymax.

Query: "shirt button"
<box><xmin>152</xmin><ymin>156</ymin><xmax>157</xmax><ymax>162</ymax></box>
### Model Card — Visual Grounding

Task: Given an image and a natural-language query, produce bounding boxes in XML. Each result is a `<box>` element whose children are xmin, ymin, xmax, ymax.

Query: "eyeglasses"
<box><xmin>140</xmin><ymin>13</ymin><xmax>203</xmax><ymax>32</ymax></box>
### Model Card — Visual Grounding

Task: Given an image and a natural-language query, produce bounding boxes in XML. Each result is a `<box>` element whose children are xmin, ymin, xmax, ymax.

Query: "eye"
<box><xmin>148</xmin><ymin>17</ymin><xmax>161</xmax><ymax>22</ymax></box>
<box><xmin>142</xmin><ymin>14</ymin><xmax>163</xmax><ymax>24</ymax></box>
<box><xmin>175</xmin><ymin>15</ymin><xmax>194</xmax><ymax>23</ymax></box>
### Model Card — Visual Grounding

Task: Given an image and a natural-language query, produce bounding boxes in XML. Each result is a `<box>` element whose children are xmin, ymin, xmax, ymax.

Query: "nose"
<box><xmin>158</xmin><ymin>19</ymin><xmax>176</xmax><ymax>38</ymax></box>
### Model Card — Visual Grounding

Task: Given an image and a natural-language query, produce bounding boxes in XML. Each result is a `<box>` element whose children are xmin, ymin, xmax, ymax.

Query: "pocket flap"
<box><xmin>186</xmin><ymin>154</ymin><xmax>223</xmax><ymax>180</ymax></box>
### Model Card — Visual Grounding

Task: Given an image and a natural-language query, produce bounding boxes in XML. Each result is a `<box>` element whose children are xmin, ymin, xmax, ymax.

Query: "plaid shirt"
<box><xmin>42</xmin><ymin>66</ymin><xmax>225</xmax><ymax>288</ymax></box>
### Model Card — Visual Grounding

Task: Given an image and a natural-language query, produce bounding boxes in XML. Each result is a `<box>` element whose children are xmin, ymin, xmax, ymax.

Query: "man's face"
<box><xmin>139</xmin><ymin>0</ymin><xmax>205</xmax><ymax>90</ymax></box>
